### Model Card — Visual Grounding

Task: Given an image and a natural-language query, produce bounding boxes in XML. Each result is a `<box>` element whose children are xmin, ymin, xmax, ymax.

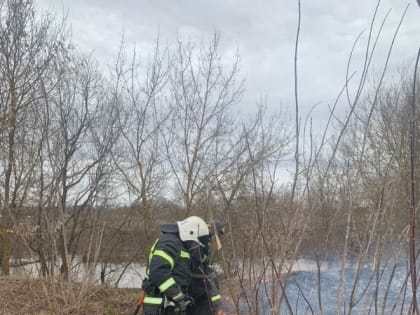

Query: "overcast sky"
<box><xmin>35</xmin><ymin>0</ymin><xmax>420</xmax><ymax>129</ymax></box>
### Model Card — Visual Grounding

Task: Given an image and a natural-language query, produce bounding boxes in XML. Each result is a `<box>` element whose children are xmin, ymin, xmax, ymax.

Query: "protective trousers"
<box><xmin>188</xmin><ymin>295</ymin><xmax>218</xmax><ymax>315</ymax></box>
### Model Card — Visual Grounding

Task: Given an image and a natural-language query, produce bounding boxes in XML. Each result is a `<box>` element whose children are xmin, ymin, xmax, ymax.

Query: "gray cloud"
<box><xmin>36</xmin><ymin>0</ymin><xmax>420</xmax><ymax>122</ymax></box>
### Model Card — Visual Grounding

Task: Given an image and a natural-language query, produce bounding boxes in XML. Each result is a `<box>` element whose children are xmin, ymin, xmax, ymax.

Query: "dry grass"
<box><xmin>0</xmin><ymin>276</ymin><xmax>140</xmax><ymax>315</ymax></box>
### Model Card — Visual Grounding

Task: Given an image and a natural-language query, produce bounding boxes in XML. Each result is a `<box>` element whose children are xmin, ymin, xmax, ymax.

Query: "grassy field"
<box><xmin>0</xmin><ymin>276</ymin><xmax>141</xmax><ymax>315</ymax></box>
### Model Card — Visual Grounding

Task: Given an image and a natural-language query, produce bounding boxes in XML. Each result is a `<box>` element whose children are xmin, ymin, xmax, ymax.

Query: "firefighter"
<box><xmin>141</xmin><ymin>216</ymin><xmax>210</xmax><ymax>315</ymax></box>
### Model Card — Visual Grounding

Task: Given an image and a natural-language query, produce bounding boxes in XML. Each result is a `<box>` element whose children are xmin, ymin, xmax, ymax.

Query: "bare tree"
<box><xmin>35</xmin><ymin>51</ymin><xmax>114</xmax><ymax>279</ymax></box>
<box><xmin>111</xmin><ymin>37</ymin><xmax>170</xmax><ymax>239</ymax></box>
<box><xmin>0</xmin><ymin>0</ymin><xmax>67</xmax><ymax>275</ymax></box>
<box><xmin>216</xmin><ymin>105</ymin><xmax>293</xmax><ymax>315</ymax></box>
<box><xmin>164</xmin><ymin>33</ymin><xmax>244</xmax><ymax>216</ymax></box>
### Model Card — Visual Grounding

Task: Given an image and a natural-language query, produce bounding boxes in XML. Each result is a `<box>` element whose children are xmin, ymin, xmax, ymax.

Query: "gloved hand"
<box><xmin>171</xmin><ymin>292</ymin><xmax>194</xmax><ymax>312</ymax></box>
<box><xmin>207</xmin><ymin>270</ymin><xmax>220</xmax><ymax>289</ymax></box>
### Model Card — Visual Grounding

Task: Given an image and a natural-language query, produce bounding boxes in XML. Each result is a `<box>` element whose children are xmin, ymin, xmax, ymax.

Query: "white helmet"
<box><xmin>177</xmin><ymin>216</ymin><xmax>210</xmax><ymax>246</ymax></box>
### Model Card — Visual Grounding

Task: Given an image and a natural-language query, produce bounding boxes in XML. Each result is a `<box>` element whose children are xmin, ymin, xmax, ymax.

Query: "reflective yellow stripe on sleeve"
<box><xmin>146</xmin><ymin>239</ymin><xmax>160</xmax><ymax>276</ymax></box>
<box><xmin>180</xmin><ymin>250</ymin><xmax>190</xmax><ymax>259</ymax></box>
<box><xmin>148</xmin><ymin>239</ymin><xmax>159</xmax><ymax>263</ymax></box>
<box><xmin>211</xmin><ymin>294</ymin><xmax>222</xmax><ymax>302</ymax></box>
<box><xmin>159</xmin><ymin>277</ymin><xmax>176</xmax><ymax>292</ymax></box>
<box><xmin>143</xmin><ymin>296</ymin><xmax>163</xmax><ymax>305</ymax></box>
<box><xmin>153</xmin><ymin>250</ymin><xmax>175</xmax><ymax>269</ymax></box>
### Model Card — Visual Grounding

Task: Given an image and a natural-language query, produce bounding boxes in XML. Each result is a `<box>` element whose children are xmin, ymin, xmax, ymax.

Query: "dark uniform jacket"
<box><xmin>189</xmin><ymin>236</ymin><xmax>222</xmax><ymax>314</ymax></box>
<box><xmin>142</xmin><ymin>228</ymin><xmax>191</xmax><ymax>310</ymax></box>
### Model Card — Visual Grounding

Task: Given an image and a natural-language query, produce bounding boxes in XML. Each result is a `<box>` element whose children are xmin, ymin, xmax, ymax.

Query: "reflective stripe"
<box><xmin>154</xmin><ymin>250</ymin><xmax>175</xmax><ymax>269</ymax></box>
<box><xmin>211</xmin><ymin>294</ymin><xmax>222</xmax><ymax>302</ymax></box>
<box><xmin>159</xmin><ymin>277</ymin><xmax>176</xmax><ymax>292</ymax></box>
<box><xmin>180</xmin><ymin>250</ymin><xmax>190</xmax><ymax>259</ymax></box>
<box><xmin>146</xmin><ymin>238</ymin><xmax>189</xmax><ymax>277</ymax></box>
<box><xmin>143</xmin><ymin>296</ymin><xmax>163</xmax><ymax>305</ymax></box>
<box><xmin>167</xmin><ymin>300</ymin><xmax>176</xmax><ymax>307</ymax></box>
<box><xmin>146</xmin><ymin>239</ymin><xmax>160</xmax><ymax>275</ymax></box>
